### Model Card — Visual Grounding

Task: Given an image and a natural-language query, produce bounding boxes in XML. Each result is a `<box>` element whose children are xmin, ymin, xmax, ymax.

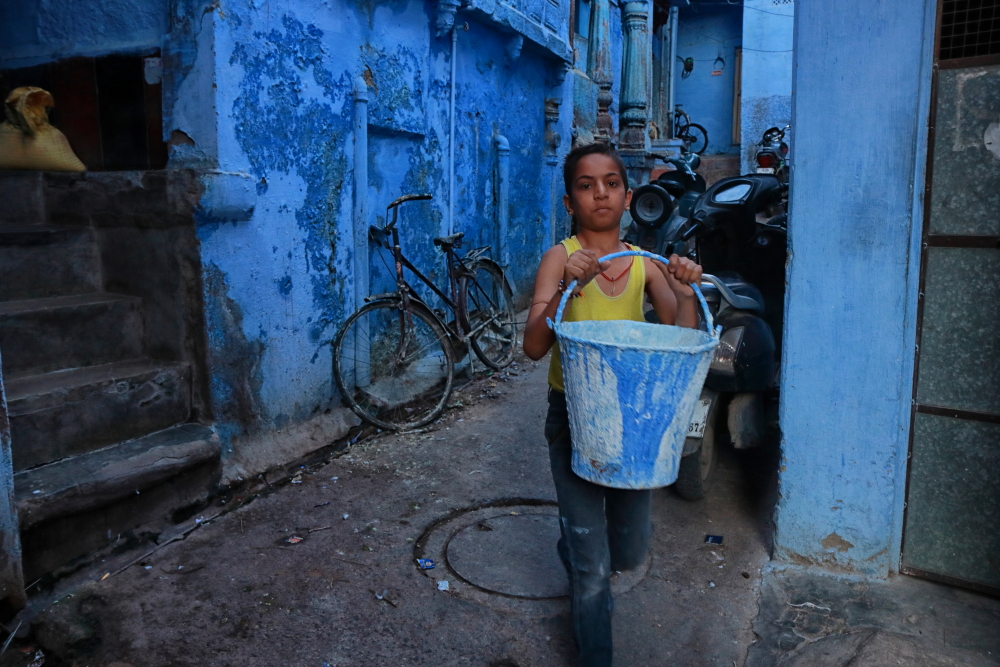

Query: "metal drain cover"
<box><xmin>416</xmin><ymin>501</ymin><xmax>648</xmax><ymax>614</ymax></box>
<box><xmin>446</xmin><ymin>513</ymin><xmax>569</xmax><ymax>598</ymax></box>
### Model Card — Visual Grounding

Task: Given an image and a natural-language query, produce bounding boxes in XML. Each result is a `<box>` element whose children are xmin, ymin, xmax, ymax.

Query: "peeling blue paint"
<box><xmin>362</xmin><ymin>44</ymin><xmax>426</xmax><ymax>135</ymax></box>
<box><xmin>230</xmin><ymin>15</ymin><xmax>353</xmax><ymax>351</ymax></box>
<box><xmin>2</xmin><ymin>0</ymin><xmax>577</xmax><ymax>465</ymax></box>
<box><xmin>202</xmin><ymin>263</ymin><xmax>267</xmax><ymax>449</ymax></box>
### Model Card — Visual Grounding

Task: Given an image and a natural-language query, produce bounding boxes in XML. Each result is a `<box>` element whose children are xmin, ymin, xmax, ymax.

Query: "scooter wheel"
<box><xmin>675</xmin><ymin>394</ymin><xmax>719</xmax><ymax>500</ymax></box>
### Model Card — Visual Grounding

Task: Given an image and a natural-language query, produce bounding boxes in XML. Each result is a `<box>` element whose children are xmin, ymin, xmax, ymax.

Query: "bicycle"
<box><xmin>332</xmin><ymin>193</ymin><xmax>518</xmax><ymax>431</ymax></box>
<box><xmin>673</xmin><ymin>105</ymin><xmax>708</xmax><ymax>156</ymax></box>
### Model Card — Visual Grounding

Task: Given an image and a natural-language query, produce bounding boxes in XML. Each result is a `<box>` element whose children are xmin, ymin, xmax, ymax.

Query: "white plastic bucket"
<box><xmin>551</xmin><ymin>250</ymin><xmax>720</xmax><ymax>489</ymax></box>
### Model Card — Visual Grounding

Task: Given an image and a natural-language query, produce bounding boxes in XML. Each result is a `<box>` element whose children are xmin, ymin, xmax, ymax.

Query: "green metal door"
<box><xmin>901</xmin><ymin>8</ymin><xmax>1000</xmax><ymax>594</ymax></box>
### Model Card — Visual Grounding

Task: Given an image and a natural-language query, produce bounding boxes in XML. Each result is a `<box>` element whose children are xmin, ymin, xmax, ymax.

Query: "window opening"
<box><xmin>0</xmin><ymin>53</ymin><xmax>168</xmax><ymax>171</ymax></box>
<box><xmin>939</xmin><ymin>0</ymin><xmax>1000</xmax><ymax>60</ymax></box>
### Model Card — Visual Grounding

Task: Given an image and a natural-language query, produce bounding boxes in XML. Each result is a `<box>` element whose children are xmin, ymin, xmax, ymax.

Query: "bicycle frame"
<box><xmin>376</xmin><ymin>194</ymin><xmax>500</xmax><ymax>345</ymax></box>
<box><xmin>389</xmin><ymin>226</ymin><xmax>461</xmax><ymax>316</ymax></box>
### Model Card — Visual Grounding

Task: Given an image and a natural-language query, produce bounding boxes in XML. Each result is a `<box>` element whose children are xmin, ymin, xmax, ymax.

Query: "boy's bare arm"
<box><xmin>646</xmin><ymin>255</ymin><xmax>701</xmax><ymax>330</ymax></box>
<box><xmin>523</xmin><ymin>246</ymin><xmax>569</xmax><ymax>360</ymax></box>
<box><xmin>645</xmin><ymin>261</ymin><xmax>679</xmax><ymax>326</ymax></box>
<box><xmin>523</xmin><ymin>246</ymin><xmax>609</xmax><ymax>360</ymax></box>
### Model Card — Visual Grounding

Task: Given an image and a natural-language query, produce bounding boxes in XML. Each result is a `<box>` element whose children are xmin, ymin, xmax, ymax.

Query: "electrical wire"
<box><xmin>687</xmin><ymin>1</ymin><xmax>795</xmax><ymax>17</ymax></box>
<box><xmin>677</xmin><ymin>20</ymin><xmax>792</xmax><ymax>55</ymax></box>
<box><xmin>678</xmin><ymin>20</ymin><xmax>741</xmax><ymax>45</ymax></box>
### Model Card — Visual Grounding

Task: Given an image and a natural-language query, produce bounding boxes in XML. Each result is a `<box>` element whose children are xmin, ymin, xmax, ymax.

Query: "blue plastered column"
<box><xmin>775</xmin><ymin>0</ymin><xmax>936</xmax><ymax>576</ymax></box>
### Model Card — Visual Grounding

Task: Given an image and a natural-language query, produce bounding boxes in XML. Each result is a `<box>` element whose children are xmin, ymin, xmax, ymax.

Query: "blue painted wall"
<box><xmin>160</xmin><ymin>0</ymin><xmax>573</xmax><ymax>466</ymax></box>
<box><xmin>739</xmin><ymin>0</ymin><xmax>793</xmax><ymax>174</ymax></box>
<box><xmin>776</xmin><ymin>0</ymin><xmax>935</xmax><ymax>575</ymax></box>
<box><xmin>0</xmin><ymin>0</ymin><xmax>168</xmax><ymax>67</ymax></box>
<box><xmin>0</xmin><ymin>0</ymin><xmax>576</xmax><ymax>474</ymax></box>
<box><xmin>673</xmin><ymin>1</ymin><xmax>741</xmax><ymax>155</ymax></box>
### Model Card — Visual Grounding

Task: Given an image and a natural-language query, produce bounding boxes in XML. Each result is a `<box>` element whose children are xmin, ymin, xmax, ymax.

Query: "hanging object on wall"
<box><xmin>679</xmin><ymin>56</ymin><xmax>694</xmax><ymax>79</ymax></box>
<box><xmin>0</xmin><ymin>87</ymin><xmax>85</xmax><ymax>172</ymax></box>
<box><xmin>711</xmin><ymin>56</ymin><xmax>725</xmax><ymax>77</ymax></box>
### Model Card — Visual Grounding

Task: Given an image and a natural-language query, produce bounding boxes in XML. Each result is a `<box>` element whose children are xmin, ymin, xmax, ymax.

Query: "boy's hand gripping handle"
<box><xmin>548</xmin><ymin>249</ymin><xmax>720</xmax><ymax>338</ymax></box>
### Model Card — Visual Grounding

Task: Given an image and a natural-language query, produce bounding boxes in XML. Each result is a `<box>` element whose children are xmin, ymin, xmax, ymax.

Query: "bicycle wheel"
<box><xmin>333</xmin><ymin>299</ymin><xmax>455</xmax><ymax>431</ymax></box>
<box><xmin>459</xmin><ymin>260</ymin><xmax>517</xmax><ymax>369</ymax></box>
<box><xmin>684</xmin><ymin>123</ymin><xmax>709</xmax><ymax>155</ymax></box>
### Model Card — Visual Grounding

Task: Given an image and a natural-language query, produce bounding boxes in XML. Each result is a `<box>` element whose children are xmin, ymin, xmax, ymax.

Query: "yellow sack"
<box><xmin>0</xmin><ymin>87</ymin><xmax>85</xmax><ymax>172</ymax></box>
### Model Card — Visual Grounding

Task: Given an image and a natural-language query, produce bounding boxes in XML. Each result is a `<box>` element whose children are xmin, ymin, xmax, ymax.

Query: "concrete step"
<box><xmin>0</xmin><ymin>226</ymin><xmax>102</xmax><ymax>301</ymax></box>
<box><xmin>14</xmin><ymin>423</ymin><xmax>219</xmax><ymax>529</ymax></box>
<box><xmin>0</xmin><ymin>292</ymin><xmax>143</xmax><ymax>377</ymax></box>
<box><xmin>6</xmin><ymin>359</ymin><xmax>192</xmax><ymax>471</ymax></box>
<box><xmin>0</xmin><ymin>171</ymin><xmax>46</xmax><ymax>225</ymax></box>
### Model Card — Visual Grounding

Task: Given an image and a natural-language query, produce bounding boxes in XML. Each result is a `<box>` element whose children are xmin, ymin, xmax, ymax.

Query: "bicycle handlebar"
<box><xmin>385</xmin><ymin>193</ymin><xmax>433</xmax><ymax>231</ymax></box>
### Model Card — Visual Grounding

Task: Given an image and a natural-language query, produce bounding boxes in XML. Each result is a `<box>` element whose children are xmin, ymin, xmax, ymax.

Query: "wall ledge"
<box><xmin>462</xmin><ymin>0</ymin><xmax>572</xmax><ymax>62</ymax></box>
<box><xmin>221</xmin><ymin>408</ymin><xmax>361</xmax><ymax>486</ymax></box>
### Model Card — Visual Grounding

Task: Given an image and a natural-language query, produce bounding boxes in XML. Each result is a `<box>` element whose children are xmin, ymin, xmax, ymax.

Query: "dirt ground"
<box><xmin>8</xmin><ymin>350</ymin><xmax>779</xmax><ymax>667</ymax></box>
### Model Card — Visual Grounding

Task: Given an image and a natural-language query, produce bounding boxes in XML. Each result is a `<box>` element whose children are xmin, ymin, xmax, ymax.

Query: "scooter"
<box><xmin>753</xmin><ymin>125</ymin><xmax>790</xmax><ymax>184</ymax></box>
<box><xmin>627</xmin><ymin>171</ymin><xmax>787</xmax><ymax>499</ymax></box>
<box><xmin>625</xmin><ymin>152</ymin><xmax>704</xmax><ymax>256</ymax></box>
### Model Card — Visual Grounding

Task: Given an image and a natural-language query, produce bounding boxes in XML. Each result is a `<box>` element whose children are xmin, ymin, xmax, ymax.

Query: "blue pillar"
<box><xmin>775</xmin><ymin>0</ymin><xmax>935</xmax><ymax>576</ymax></box>
<box><xmin>619</xmin><ymin>0</ymin><xmax>650</xmax><ymax>151</ymax></box>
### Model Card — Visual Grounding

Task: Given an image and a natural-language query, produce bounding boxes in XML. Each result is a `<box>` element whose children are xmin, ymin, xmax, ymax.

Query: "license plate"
<box><xmin>687</xmin><ymin>398</ymin><xmax>713</xmax><ymax>439</ymax></box>
<box><xmin>756</xmin><ymin>167</ymin><xmax>775</xmax><ymax>174</ymax></box>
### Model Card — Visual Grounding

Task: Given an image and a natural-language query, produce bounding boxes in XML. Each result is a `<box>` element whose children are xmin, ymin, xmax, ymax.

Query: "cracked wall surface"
<box><xmin>0</xmin><ymin>0</ymin><xmax>576</xmax><ymax>479</ymax></box>
<box><xmin>163</xmin><ymin>0</ymin><xmax>574</xmax><ymax>472</ymax></box>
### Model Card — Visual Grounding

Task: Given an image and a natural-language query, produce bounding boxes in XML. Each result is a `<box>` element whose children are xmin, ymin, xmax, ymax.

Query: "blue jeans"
<box><xmin>545</xmin><ymin>389</ymin><xmax>652</xmax><ymax>667</ymax></box>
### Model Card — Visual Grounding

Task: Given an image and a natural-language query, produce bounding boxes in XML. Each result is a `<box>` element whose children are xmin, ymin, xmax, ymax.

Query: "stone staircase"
<box><xmin>0</xmin><ymin>171</ymin><xmax>219</xmax><ymax>581</ymax></box>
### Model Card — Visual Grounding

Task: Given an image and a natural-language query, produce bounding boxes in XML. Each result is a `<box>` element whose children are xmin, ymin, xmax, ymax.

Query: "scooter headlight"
<box><xmin>710</xmin><ymin>326</ymin><xmax>744</xmax><ymax>375</ymax></box>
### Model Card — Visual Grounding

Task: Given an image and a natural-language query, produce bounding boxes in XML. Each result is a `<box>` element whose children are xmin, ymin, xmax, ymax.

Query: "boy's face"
<box><xmin>564</xmin><ymin>153</ymin><xmax>632</xmax><ymax>234</ymax></box>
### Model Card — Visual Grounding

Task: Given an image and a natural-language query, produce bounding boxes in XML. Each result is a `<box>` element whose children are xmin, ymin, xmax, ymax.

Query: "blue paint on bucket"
<box><xmin>551</xmin><ymin>250</ymin><xmax>720</xmax><ymax>489</ymax></box>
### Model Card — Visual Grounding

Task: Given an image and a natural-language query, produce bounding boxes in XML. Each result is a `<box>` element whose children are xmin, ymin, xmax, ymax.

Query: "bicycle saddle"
<box><xmin>433</xmin><ymin>232</ymin><xmax>464</xmax><ymax>248</ymax></box>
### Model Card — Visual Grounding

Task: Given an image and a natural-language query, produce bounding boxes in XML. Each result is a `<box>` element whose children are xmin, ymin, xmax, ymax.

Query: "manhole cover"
<box><xmin>415</xmin><ymin>500</ymin><xmax>650</xmax><ymax>616</ymax></box>
<box><xmin>447</xmin><ymin>514</ymin><xmax>568</xmax><ymax>598</ymax></box>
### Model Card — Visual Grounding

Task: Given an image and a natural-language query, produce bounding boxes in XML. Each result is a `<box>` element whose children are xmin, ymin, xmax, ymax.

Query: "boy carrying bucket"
<box><xmin>523</xmin><ymin>142</ymin><xmax>703</xmax><ymax>667</ymax></box>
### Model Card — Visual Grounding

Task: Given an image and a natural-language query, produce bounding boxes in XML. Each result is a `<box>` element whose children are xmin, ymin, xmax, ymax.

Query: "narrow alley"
<box><xmin>1</xmin><ymin>0</ymin><xmax>999</xmax><ymax>663</ymax></box>
<box><xmin>14</xmin><ymin>351</ymin><xmax>774</xmax><ymax>666</ymax></box>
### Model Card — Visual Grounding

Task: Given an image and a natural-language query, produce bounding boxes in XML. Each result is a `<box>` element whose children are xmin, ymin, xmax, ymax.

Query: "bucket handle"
<box><xmin>550</xmin><ymin>249</ymin><xmax>719</xmax><ymax>339</ymax></box>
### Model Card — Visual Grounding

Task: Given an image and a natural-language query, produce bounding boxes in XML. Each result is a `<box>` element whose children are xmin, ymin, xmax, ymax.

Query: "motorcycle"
<box><xmin>753</xmin><ymin>125</ymin><xmax>790</xmax><ymax>183</ymax></box>
<box><xmin>625</xmin><ymin>165</ymin><xmax>787</xmax><ymax>500</ymax></box>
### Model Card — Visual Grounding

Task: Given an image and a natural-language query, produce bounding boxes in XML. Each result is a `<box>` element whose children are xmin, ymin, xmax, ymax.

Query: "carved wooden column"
<box><xmin>619</xmin><ymin>0</ymin><xmax>651</xmax><ymax>150</ymax></box>
<box><xmin>544</xmin><ymin>98</ymin><xmax>563</xmax><ymax>161</ymax></box>
<box><xmin>587</xmin><ymin>0</ymin><xmax>614</xmax><ymax>140</ymax></box>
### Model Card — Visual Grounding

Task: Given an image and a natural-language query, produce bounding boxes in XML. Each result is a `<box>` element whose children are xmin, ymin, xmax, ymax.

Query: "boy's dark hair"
<box><xmin>562</xmin><ymin>141</ymin><xmax>630</xmax><ymax>195</ymax></box>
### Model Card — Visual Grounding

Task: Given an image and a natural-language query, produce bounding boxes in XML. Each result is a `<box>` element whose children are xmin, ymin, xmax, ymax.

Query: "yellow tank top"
<box><xmin>548</xmin><ymin>237</ymin><xmax>646</xmax><ymax>391</ymax></box>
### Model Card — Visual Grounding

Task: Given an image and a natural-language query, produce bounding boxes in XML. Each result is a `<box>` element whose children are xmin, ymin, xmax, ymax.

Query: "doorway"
<box><xmin>901</xmin><ymin>0</ymin><xmax>1000</xmax><ymax>596</ymax></box>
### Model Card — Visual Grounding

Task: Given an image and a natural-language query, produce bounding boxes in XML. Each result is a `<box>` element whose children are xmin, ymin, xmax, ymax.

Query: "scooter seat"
<box><xmin>712</xmin><ymin>273</ymin><xmax>764</xmax><ymax>310</ymax></box>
